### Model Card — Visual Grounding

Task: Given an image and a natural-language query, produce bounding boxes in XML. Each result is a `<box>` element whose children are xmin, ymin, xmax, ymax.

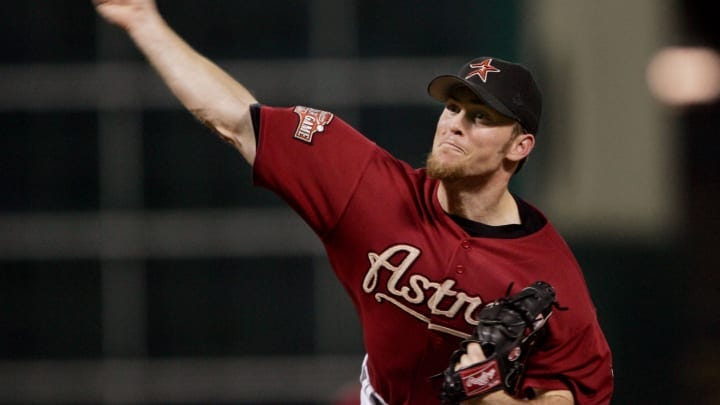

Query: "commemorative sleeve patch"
<box><xmin>293</xmin><ymin>106</ymin><xmax>334</xmax><ymax>143</ymax></box>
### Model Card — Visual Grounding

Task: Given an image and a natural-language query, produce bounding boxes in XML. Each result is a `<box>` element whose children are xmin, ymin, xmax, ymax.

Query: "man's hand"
<box><xmin>453</xmin><ymin>343</ymin><xmax>511</xmax><ymax>404</ymax></box>
<box><xmin>93</xmin><ymin>0</ymin><xmax>160</xmax><ymax>32</ymax></box>
<box><xmin>454</xmin><ymin>344</ymin><xmax>573</xmax><ymax>404</ymax></box>
<box><xmin>452</xmin><ymin>343</ymin><xmax>534</xmax><ymax>404</ymax></box>
<box><xmin>442</xmin><ymin>282</ymin><xmax>562</xmax><ymax>404</ymax></box>
<box><xmin>454</xmin><ymin>342</ymin><xmax>486</xmax><ymax>371</ymax></box>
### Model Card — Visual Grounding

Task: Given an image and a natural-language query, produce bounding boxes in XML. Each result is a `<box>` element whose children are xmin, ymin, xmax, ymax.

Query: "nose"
<box><xmin>447</xmin><ymin>110</ymin><xmax>466</xmax><ymax>136</ymax></box>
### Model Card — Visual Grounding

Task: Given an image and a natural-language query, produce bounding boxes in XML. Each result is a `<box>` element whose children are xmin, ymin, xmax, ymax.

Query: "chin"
<box><xmin>426</xmin><ymin>154</ymin><xmax>466</xmax><ymax>181</ymax></box>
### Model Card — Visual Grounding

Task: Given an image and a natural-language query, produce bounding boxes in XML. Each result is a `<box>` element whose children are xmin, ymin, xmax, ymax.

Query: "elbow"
<box><xmin>191</xmin><ymin>105</ymin><xmax>257</xmax><ymax>164</ymax></box>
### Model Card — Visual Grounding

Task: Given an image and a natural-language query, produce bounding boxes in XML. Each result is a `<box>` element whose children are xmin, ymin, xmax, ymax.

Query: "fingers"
<box><xmin>454</xmin><ymin>342</ymin><xmax>487</xmax><ymax>370</ymax></box>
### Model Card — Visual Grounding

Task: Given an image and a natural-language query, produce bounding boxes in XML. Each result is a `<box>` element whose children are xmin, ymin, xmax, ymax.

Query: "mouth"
<box><xmin>437</xmin><ymin>141</ymin><xmax>465</xmax><ymax>154</ymax></box>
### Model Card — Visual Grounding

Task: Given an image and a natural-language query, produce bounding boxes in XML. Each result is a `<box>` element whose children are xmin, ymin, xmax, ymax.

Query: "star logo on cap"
<box><xmin>465</xmin><ymin>59</ymin><xmax>501</xmax><ymax>83</ymax></box>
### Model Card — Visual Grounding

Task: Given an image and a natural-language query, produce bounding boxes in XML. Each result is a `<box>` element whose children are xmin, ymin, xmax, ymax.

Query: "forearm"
<box><xmin>124</xmin><ymin>11</ymin><xmax>257</xmax><ymax>161</ymax></box>
<box><xmin>463</xmin><ymin>389</ymin><xmax>573</xmax><ymax>405</ymax></box>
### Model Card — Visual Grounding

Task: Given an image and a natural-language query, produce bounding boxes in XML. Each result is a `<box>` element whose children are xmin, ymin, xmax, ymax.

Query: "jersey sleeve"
<box><xmin>252</xmin><ymin>105</ymin><xmax>379</xmax><ymax>236</ymax></box>
<box><xmin>520</xmin><ymin>261</ymin><xmax>614</xmax><ymax>402</ymax></box>
<box><xmin>523</xmin><ymin>319</ymin><xmax>613</xmax><ymax>403</ymax></box>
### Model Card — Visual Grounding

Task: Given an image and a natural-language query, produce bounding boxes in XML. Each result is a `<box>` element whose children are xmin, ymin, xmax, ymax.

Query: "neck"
<box><xmin>437</xmin><ymin>177</ymin><xmax>520</xmax><ymax>226</ymax></box>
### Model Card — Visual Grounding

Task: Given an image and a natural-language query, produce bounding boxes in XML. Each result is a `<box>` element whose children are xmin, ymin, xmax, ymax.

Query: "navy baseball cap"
<box><xmin>427</xmin><ymin>57</ymin><xmax>542</xmax><ymax>135</ymax></box>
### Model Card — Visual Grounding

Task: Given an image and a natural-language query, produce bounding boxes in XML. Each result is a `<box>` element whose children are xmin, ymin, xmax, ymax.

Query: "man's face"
<box><xmin>426</xmin><ymin>87</ymin><xmax>519</xmax><ymax>182</ymax></box>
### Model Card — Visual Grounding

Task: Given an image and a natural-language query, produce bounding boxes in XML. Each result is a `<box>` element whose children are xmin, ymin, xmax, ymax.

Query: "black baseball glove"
<box><xmin>440</xmin><ymin>281</ymin><xmax>560</xmax><ymax>404</ymax></box>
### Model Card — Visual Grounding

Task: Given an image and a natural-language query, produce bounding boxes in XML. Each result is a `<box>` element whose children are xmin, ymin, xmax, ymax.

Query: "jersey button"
<box><xmin>461</xmin><ymin>240</ymin><xmax>471</xmax><ymax>249</ymax></box>
<box><xmin>455</xmin><ymin>264</ymin><xmax>465</xmax><ymax>274</ymax></box>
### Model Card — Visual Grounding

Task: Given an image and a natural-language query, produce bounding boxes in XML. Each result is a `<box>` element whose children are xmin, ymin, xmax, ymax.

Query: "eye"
<box><xmin>472</xmin><ymin>112</ymin><xmax>486</xmax><ymax>122</ymax></box>
<box><xmin>445</xmin><ymin>102</ymin><xmax>460</xmax><ymax>113</ymax></box>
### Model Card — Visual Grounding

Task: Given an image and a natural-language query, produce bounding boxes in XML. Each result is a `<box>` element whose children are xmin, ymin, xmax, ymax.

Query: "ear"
<box><xmin>506</xmin><ymin>133</ymin><xmax>535</xmax><ymax>163</ymax></box>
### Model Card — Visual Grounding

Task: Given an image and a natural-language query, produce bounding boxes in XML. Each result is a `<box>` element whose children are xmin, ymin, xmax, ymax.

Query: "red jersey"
<box><xmin>252</xmin><ymin>105</ymin><xmax>613</xmax><ymax>404</ymax></box>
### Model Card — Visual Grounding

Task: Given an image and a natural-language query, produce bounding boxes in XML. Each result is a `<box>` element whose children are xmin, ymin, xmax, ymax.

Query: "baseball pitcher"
<box><xmin>93</xmin><ymin>1</ymin><xmax>614</xmax><ymax>403</ymax></box>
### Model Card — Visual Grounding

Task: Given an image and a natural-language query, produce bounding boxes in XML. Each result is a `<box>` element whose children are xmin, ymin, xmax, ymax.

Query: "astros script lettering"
<box><xmin>362</xmin><ymin>244</ymin><xmax>483</xmax><ymax>337</ymax></box>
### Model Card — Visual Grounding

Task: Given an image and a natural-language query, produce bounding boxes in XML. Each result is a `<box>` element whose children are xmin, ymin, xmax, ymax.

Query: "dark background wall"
<box><xmin>675</xmin><ymin>1</ymin><xmax>720</xmax><ymax>403</ymax></box>
<box><xmin>0</xmin><ymin>1</ymin><xmax>717</xmax><ymax>404</ymax></box>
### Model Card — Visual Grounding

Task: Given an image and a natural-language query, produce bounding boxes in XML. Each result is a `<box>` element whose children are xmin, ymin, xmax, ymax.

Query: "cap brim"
<box><xmin>427</xmin><ymin>75</ymin><xmax>519</xmax><ymax>123</ymax></box>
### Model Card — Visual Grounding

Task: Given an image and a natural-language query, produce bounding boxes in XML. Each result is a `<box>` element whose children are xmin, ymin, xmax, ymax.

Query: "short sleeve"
<box><xmin>252</xmin><ymin>105</ymin><xmax>379</xmax><ymax>236</ymax></box>
<box><xmin>522</xmin><ymin>307</ymin><xmax>614</xmax><ymax>403</ymax></box>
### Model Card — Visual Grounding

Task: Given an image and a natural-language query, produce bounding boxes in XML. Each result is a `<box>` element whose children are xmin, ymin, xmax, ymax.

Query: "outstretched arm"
<box><xmin>93</xmin><ymin>0</ymin><xmax>258</xmax><ymax>164</ymax></box>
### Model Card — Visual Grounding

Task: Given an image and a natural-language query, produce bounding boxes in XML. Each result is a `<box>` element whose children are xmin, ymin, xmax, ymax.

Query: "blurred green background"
<box><xmin>1</xmin><ymin>1</ymin><xmax>719</xmax><ymax>404</ymax></box>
